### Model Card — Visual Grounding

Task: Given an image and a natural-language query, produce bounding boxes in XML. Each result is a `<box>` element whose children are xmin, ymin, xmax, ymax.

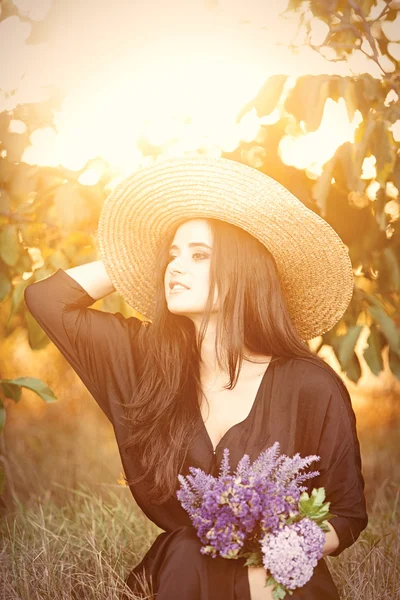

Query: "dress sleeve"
<box><xmin>297</xmin><ymin>362</ymin><xmax>368</xmax><ymax>557</ymax></box>
<box><xmin>24</xmin><ymin>268</ymin><xmax>144</xmax><ymax>423</ymax></box>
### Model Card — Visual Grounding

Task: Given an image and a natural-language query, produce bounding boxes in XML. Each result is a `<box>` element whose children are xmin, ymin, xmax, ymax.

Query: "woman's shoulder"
<box><xmin>274</xmin><ymin>356</ymin><xmax>359</xmax><ymax>445</ymax></box>
<box><xmin>276</xmin><ymin>354</ymin><xmax>348</xmax><ymax>400</ymax></box>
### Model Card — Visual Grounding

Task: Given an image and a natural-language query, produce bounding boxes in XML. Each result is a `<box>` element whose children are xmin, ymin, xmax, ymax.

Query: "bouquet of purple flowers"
<box><xmin>176</xmin><ymin>442</ymin><xmax>335</xmax><ymax>599</ymax></box>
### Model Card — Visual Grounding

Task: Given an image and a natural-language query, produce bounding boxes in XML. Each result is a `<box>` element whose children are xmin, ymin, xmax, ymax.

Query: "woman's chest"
<box><xmin>199</xmin><ymin>369</ymin><xmax>268</xmax><ymax>450</ymax></box>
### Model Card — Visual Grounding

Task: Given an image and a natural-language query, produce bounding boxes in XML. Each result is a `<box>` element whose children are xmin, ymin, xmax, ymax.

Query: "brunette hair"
<box><xmin>120</xmin><ymin>218</ymin><xmax>331</xmax><ymax>504</ymax></box>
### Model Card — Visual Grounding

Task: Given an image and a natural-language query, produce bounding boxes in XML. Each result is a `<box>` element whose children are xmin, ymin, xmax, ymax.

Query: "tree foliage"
<box><xmin>0</xmin><ymin>0</ymin><xmax>399</xmax><ymax>403</ymax></box>
<box><xmin>234</xmin><ymin>0</ymin><xmax>400</xmax><ymax>382</ymax></box>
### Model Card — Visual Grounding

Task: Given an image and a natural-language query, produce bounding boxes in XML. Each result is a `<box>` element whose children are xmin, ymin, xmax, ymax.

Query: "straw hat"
<box><xmin>97</xmin><ymin>156</ymin><xmax>354</xmax><ymax>341</ymax></box>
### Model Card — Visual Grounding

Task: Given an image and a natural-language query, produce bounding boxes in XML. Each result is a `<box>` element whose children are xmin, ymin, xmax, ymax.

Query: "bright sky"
<box><xmin>1</xmin><ymin>0</ymin><xmax>399</xmax><ymax>181</ymax></box>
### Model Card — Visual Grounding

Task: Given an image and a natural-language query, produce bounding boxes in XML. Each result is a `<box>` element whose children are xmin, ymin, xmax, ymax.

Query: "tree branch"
<box><xmin>370</xmin><ymin>2</ymin><xmax>391</xmax><ymax>24</ymax></box>
<box><xmin>288</xmin><ymin>0</ymin><xmax>400</xmax><ymax>97</ymax></box>
<box><xmin>347</xmin><ymin>0</ymin><xmax>386</xmax><ymax>73</ymax></box>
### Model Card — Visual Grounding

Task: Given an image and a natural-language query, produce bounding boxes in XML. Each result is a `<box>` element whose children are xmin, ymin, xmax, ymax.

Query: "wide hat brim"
<box><xmin>97</xmin><ymin>156</ymin><xmax>354</xmax><ymax>341</ymax></box>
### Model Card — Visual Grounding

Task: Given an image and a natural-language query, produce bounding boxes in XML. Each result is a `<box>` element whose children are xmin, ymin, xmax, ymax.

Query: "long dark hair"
<box><xmin>120</xmin><ymin>218</ymin><xmax>332</xmax><ymax>504</ymax></box>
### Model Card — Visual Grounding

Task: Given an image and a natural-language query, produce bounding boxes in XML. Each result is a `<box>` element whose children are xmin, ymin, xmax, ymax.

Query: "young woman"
<box><xmin>24</xmin><ymin>156</ymin><xmax>368</xmax><ymax>600</ymax></box>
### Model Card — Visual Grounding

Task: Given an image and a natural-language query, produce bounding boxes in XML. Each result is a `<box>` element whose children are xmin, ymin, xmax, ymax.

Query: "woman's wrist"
<box><xmin>247</xmin><ymin>566</ymin><xmax>274</xmax><ymax>600</ymax></box>
<box><xmin>322</xmin><ymin>521</ymin><xmax>340</xmax><ymax>556</ymax></box>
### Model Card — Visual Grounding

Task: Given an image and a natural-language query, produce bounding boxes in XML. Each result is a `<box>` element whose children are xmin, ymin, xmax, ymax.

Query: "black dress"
<box><xmin>24</xmin><ymin>269</ymin><xmax>368</xmax><ymax>600</ymax></box>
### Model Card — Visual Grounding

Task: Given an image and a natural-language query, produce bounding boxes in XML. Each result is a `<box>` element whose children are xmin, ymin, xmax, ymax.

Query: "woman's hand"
<box><xmin>247</xmin><ymin>521</ymin><xmax>339</xmax><ymax>599</ymax></box>
<box><xmin>322</xmin><ymin>521</ymin><xmax>340</xmax><ymax>556</ymax></box>
<box><xmin>248</xmin><ymin>566</ymin><xmax>274</xmax><ymax>600</ymax></box>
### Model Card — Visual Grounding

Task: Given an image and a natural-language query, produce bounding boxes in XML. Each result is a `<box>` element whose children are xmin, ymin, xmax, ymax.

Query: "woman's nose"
<box><xmin>169</xmin><ymin>259</ymin><xmax>185</xmax><ymax>273</ymax></box>
<box><xmin>170</xmin><ymin>265</ymin><xmax>184</xmax><ymax>275</ymax></box>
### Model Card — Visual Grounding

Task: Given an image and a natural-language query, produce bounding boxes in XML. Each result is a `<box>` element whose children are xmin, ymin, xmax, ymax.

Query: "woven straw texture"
<box><xmin>97</xmin><ymin>156</ymin><xmax>354</xmax><ymax>341</ymax></box>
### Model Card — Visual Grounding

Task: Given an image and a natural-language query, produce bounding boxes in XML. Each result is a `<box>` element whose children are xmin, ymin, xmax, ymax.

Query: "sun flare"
<box><xmin>3</xmin><ymin>0</ymin><xmax>384</xmax><ymax>181</ymax></box>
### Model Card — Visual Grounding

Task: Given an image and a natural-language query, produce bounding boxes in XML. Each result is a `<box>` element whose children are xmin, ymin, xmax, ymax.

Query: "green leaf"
<box><xmin>311</xmin><ymin>156</ymin><xmax>335</xmax><ymax>217</ymax></box>
<box><xmin>363</xmin><ymin>324</ymin><xmax>386</xmax><ymax>376</ymax></box>
<box><xmin>345</xmin><ymin>353</ymin><xmax>362</xmax><ymax>383</ymax></box>
<box><xmin>0</xmin><ymin>271</ymin><xmax>11</xmax><ymax>302</ymax></box>
<box><xmin>282</xmin><ymin>0</ymin><xmax>302</xmax><ymax>14</ymax></box>
<box><xmin>0</xmin><ymin>397</ymin><xmax>5</xmax><ymax>434</ymax></box>
<box><xmin>318</xmin><ymin>519</ymin><xmax>332</xmax><ymax>533</ymax></box>
<box><xmin>0</xmin><ymin>377</ymin><xmax>57</xmax><ymax>403</ymax></box>
<box><xmin>376</xmin><ymin>35</ymin><xmax>389</xmax><ymax>60</ymax></box>
<box><xmin>243</xmin><ymin>552</ymin><xmax>264</xmax><ymax>567</ymax></box>
<box><xmin>375</xmin><ymin>188</ymin><xmax>387</xmax><ymax>232</ymax></box>
<box><xmin>299</xmin><ymin>490</ymin><xmax>320</xmax><ymax>513</ymax></box>
<box><xmin>358</xmin><ymin>0</ymin><xmax>379</xmax><ymax>18</ymax></box>
<box><xmin>265</xmin><ymin>576</ymin><xmax>289</xmax><ymax>600</ymax></box>
<box><xmin>368</xmin><ymin>304</ymin><xmax>400</xmax><ymax>357</ymax></box>
<box><xmin>14</xmin><ymin>253</ymin><xmax>32</xmax><ymax>275</ymax></box>
<box><xmin>25</xmin><ymin>311</ymin><xmax>50</xmax><ymax>349</ymax></box>
<box><xmin>361</xmin><ymin>74</ymin><xmax>382</xmax><ymax>103</ymax></box>
<box><xmin>20</xmin><ymin>223</ymin><xmax>46</xmax><ymax>246</ymax></box>
<box><xmin>49</xmin><ymin>249</ymin><xmax>69</xmax><ymax>270</ymax></box>
<box><xmin>284</xmin><ymin>75</ymin><xmax>330</xmax><ymax>132</ymax></box>
<box><xmin>237</xmin><ymin>75</ymin><xmax>287</xmax><ymax>121</ymax></box>
<box><xmin>0</xmin><ymin>189</ymin><xmax>11</xmax><ymax>212</ymax></box>
<box><xmin>337</xmin><ymin>324</ymin><xmax>363</xmax><ymax>370</ymax></box>
<box><xmin>265</xmin><ymin>575</ymin><xmax>275</xmax><ymax>587</ymax></box>
<box><xmin>0</xmin><ymin>381</ymin><xmax>22</xmax><ymax>402</ymax></box>
<box><xmin>9</xmin><ymin>162</ymin><xmax>38</xmax><ymax>204</ymax></box>
<box><xmin>338</xmin><ymin>78</ymin><xmax>359</xmax><ymax>122</ymax></box>
<box><xmin>381</xmin><ymin>247</ymin><xmax>400</xmax><ymax>292</ymax></box>
<box><xmin>329</xmin><ymin>27</ymin><xmax>359</xmax><ymax>57</ymax></box>
<box><xmin>371</xmin><ymin>120</ymin><xmax>396</xmax><ymax>186</ymax></box>
<box><xmin>331</xmin><ymin>328</ymin><xmax>362</xmax><ymax>382</ymax></box>
<box><xmin>272</xmin><ymin>586</ymin><xmax>288</xmax><ymax>599</ymax></box>
<box><xmin>7</xmin><ymin>279</ymin><xmax>28</xmax><ymax>324</ymax></box>
<box><xmin>53</xmin><ymin>183</ymin><xmax>91</xmax><ymax>228</ymax></box>
<box><xmin>393</xmin><ymin>156</ymin><xmax>400</xmax><ymax>193</ymax></box>
<box><xmin>337</xmin><ymin>142</ymin><xmax>366</xmax><ymax>192</ymax></box>
<box><xmin>0</xmin><ymin>225</ymin><xmax>21</xmax><ymax>266</ymax></box>
<box><xmin>308</xmin><ymin>487</ymin><xmax>326</xmax><ymax>505</ymax></box>
<box><xmin>386</xmin><ymin>8</ymin><xmax>399</xmax><ymax>21</ymax></box>
<box><xmin>352</xmin><ymin>118</ymin><xmax>376</xmax><ymax>181</ymax></box>
<box><xmin>388</xmin><ymin>348</ymin><xmax>400</xmax><ymax>380</ymax></box>
<box><xmin>251</xmin><ymin>75</ymin><xmax>288</xmax><ymax>118</ymax></box>
<box><xmin>2</xmin><ymin>131</ymin><xmax>27</xmax><ymax>163</ymax></box>
<box><xmin>29</xmin><ymin>265</ymin><xmax>54</xmax><ymax>281</ymax></box>
<box><xmin>298</xmin><ymin>488</ymin><xmax>336</xmax><ymax>522</ymax></box>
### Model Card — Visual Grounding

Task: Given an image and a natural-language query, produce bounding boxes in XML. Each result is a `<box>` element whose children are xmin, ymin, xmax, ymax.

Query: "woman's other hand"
<box><xmin>65</xmin><ymin>260</ymin><xmax>115</xmax><ymax>300</ymax></box>
<box><xmin>248</xmin><ymin>566</ymin><xmax>274</xmax><ymax>600</ymax></box>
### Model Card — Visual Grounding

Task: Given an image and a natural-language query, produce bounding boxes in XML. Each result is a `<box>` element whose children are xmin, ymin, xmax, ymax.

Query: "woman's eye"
<box><xmin>167</xmin><ymin>253</ymin><xmax>208</xmax><ymax>263</ymax></box>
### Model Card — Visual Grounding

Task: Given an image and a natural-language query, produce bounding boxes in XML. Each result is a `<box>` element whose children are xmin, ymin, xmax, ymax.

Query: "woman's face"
<box><xmin>164</xmin><ymin>219</ymin><xmax>218</xmax><ymax>318</ymax></box>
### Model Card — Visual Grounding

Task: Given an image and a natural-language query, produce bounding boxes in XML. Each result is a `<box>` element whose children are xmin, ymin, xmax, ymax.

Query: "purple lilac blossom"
<box><xmin>176</xmin><ymin>443</ymin><xmax>322</xmax><ymax>561</ymax></box>
<box><xmin>260</xmin><ymin>518</ymin><xmax>326</xmax><ymax>590</ymax></box>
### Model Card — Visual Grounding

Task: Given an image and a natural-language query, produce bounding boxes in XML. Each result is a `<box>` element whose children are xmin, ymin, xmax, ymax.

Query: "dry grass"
<box><xmin>0</xmin><ymin>484</ymin><xmax>160</xmax><ymax>600</ymax></box>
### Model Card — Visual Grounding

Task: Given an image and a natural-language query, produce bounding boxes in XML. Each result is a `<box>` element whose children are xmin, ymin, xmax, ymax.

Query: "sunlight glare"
<box><xmin>78</xmin><ymin>164</ymin><xmax>106</xmax><ymax>186</ymax></box>
<box><xmin>12</xmin><ymin>1</ymin><xmax>376</xmax><ymax>178</ymax></box>
<box><xmin>361</xmin><ymin>156</ymin><xmax>377</xmax><ymax>180</ymax></box>
<box><xmin>12</xmin><ymin>0</ymin><xmax>52</xmax><ymax>21</ymax></box>
<box><xmin>279</xmin><ymin>98</ymin><xmax>363</xmax><ymax>175</ymax></box>
<box><xmin>23</xmin><ymin>53</ymin><xmax>270</xmax><ymax>173</ymax></box>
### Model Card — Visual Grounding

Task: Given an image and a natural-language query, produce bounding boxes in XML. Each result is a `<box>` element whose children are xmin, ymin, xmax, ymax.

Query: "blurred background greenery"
<box><xmin>0</xmin><ymin>0</ymin><xmax>399</xmax><ymax>596</ymax></box>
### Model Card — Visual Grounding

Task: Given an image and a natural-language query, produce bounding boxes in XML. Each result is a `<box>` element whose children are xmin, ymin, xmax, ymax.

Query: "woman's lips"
<box><xmin>169</xmin><ymin>287</ymin><xmax>189</xmax><ymax>294</ymax></box>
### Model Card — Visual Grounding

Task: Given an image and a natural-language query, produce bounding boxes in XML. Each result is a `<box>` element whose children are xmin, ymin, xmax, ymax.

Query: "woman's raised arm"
<box><xmin>24</xmin><ymin>263</ymin><xmax>143</xmax><ymax>423</ymax></box>
<box><xmin>65</xmin><ymin>260</ymin><xmax>115</xmax><ymax>301</ymax></box>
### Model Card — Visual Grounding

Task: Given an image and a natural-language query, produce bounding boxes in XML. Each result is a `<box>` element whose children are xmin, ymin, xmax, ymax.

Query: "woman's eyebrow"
<box><xmin>169</xmin><ymin>243</ymin><xmax>212</xmax><ymax>251</ymax></box>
